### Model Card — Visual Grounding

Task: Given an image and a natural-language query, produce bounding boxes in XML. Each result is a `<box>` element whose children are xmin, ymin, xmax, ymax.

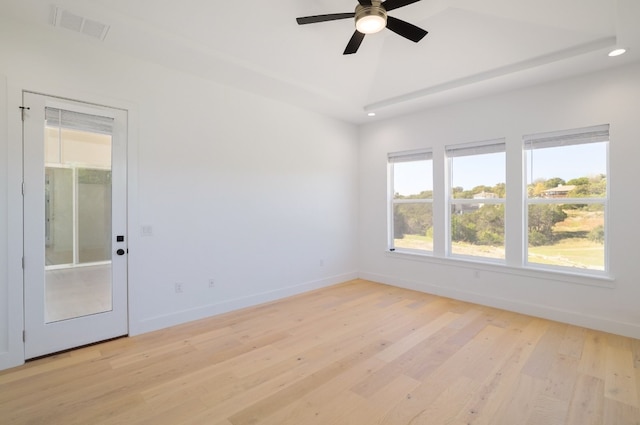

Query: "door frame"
<box><xmin>1</xmin><ymin>83</ymin><xmax>138</xmax><ymax>370</ymax></box>
<box><xmin>23</xmin><ymin>92</ymin><xmax>129</xmax><ymax>359</ymax></box>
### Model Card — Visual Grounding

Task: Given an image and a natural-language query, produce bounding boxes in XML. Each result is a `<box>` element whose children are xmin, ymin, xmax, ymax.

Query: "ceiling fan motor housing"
<box><xmin>355</xmin><ymin>0</ymin><xmax>387</xmax><ymax>33</ymax></box>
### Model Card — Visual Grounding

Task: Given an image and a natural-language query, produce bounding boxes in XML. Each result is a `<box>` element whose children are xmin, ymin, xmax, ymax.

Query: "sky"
<box><xmin>526</xmin><ymin>142</ymin><xmax>607</xmax><ymax>185</ymax></box>
<box><xmin>394</xmin><ymin>160</ymin><xmax>433</xmax><ymax>196</ymax></box>
<box><xmin>394</xmin><ymin>142</ymin><xmax>607</xmax><ymax>196</ymax></box>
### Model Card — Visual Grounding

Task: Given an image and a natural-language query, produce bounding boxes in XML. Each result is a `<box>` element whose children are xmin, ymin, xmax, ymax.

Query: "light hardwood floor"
<box><xmin>1</xmin><ymin>279</ymin><xmax>639</xmax><ymax>424</ymax></box>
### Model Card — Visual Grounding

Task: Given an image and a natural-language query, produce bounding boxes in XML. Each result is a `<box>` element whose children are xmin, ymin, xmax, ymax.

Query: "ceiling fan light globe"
<box><xmin>354</xmin><ymin>1</ymin><xmax>387</xmax><ymax>35</ymax></box>
<box><xmin>356</xmin><ymin>14</ymin><xmax>386</xmax><ymax>34</ymax></box>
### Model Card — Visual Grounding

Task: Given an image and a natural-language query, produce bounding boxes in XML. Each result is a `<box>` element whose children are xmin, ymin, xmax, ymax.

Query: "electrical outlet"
<box><xmin>208</xmin><ymin>279</ymin><xmax>215</xmax><ymax>288</ymax></box>
<box><xmin>175</xmin><ymin>282</ymin><xmax>183</xmax><ymax>293</ymax></box>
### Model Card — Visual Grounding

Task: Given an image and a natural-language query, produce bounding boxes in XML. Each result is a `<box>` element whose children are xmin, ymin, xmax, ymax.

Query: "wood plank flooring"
<box><xmin>1</xmin><ymin>279</ymin><xmax>639</xmax><ymax>424</ymax></box>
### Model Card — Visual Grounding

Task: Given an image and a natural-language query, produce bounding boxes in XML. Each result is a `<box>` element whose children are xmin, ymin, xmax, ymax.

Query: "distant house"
<box><xmin>473</xmin><ymin>191</ymin><xmax>497</xmax><ymax>208</ymax></box>
<box><xmin>542</xmin><ymin>184</ymin><xmax>575</xmax><ymax>198</ymax></box>
<box><xmin>473</xmin><ymin>191</ymin><xmax>498</xmax><ymax>200</ymax></box>
<box><xmin>452</xmin><ymin>192</ymin><xmax>498</xmax><ymax>214</ymax></box>
<box><xmin>452</xmin><ymin>203</ymin><xmax>479</xmax><ymax>214</ymax></box>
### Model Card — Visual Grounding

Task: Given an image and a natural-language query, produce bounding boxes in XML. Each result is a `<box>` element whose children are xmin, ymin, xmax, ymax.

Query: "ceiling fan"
<box><xmin>296</xmin><ymin>0</ymin><xmax>428</xmax><ymax>55</ymax></box>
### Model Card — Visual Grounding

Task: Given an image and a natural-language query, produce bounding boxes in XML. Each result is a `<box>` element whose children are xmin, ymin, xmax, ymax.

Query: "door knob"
<box><xmin>116</xmin><ymin>249</ymin><xmax>125</xmax><ymax>256</ymax></box>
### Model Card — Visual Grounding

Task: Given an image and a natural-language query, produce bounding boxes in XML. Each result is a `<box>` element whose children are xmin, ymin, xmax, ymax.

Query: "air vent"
<box><xmin>51</xmin><ymin>6</ymin><xmax>110</xmax><ymax>41</ymax></box>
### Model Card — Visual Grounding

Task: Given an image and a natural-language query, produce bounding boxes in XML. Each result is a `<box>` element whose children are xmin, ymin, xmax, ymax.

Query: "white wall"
<box><xmin>359</xmin><ymin>62</ymin><xmax>640</xmax><ymax>338</ymax></box>
<box><xmin>0</xmin><ymin>18</ymin><xmax>359</xmax><ymax>370</ymax></box>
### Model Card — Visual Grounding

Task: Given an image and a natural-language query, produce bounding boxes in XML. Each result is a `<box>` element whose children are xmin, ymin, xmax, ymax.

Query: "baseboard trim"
<box><xmin>359</xmin><ymin>271</ymin><xmax>640</xmax><ymax>339</ymax></box>
<box><xmin>130</xmin><ymin>271</ymin><xmax>358</xmax><ymax>336</ymax></box>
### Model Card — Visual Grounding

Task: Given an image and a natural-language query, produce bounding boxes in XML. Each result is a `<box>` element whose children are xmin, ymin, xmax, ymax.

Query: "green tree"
<box><xmin>407</xmin><ymin>190</ymin><xmax>433</xmax><ymax>199</ymax></box>
<box><xmin>528</xmin><ymin>179</ymin><xmax>547</xmax><ymax>198</ymax></box>
<box><xmin>451</xmin><ymin>205</ymin><xmax>504</xmax><ymax>246</ymax></box>
<box><xmin>393</xmin><ymin>206</ymin><xmax>407</xmax><ymax>239</ymax></box>
<box><xmin>589</xmin><ymin>225</ymin><xmax>605</xmax><ymax>244</ymax></box>
<box><xmin>566</xmin><ymin>177</ymin><xmax>589</xmax><ymax>186</ymax></box>
<box><xmin>528</xmin><ymin>204</ymin><xmax>567</xmax><ymax>245</ymax></box>
<box><xmin>451</xmin><ymin>213</ymin><xmax>477</xmax><ymax>243</ymax></box>
<box><xmin>545</xmin><ymin>177</ymin><xmax>566</xmax><ymax>189</ymax></box>
<box><xmin>475</xmin><ymin>204</ymin><xmax>504</xmax><ymax>245</ymax></box>
<box><xmin>591</xmin><ymin>177</ymin><xmax>607</xmax><ymax>196</ymax></box>
<box><xmin>493</xmin><ymin>182</ymin><xmax>506</xmax><ymax>198</ymax></box>
<box><xmin>394</xmin><ymin>203</ymin><xmax>433</xmax><ymax>238</ymax></box>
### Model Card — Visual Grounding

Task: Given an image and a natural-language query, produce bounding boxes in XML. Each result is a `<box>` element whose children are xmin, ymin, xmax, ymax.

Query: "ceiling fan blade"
<box><xmin>385</xmin><ymin>16</ymin><xmax>428</xmax><ymax>42</ymax></box>
<box><xmin>344</xmin><ymin>30</ymin><xmax>366</xmax><ymax>55</ymax></box>
<box><xmin>296</xmin><ymin>13</ymin><xmax>355</xmax><ymax>25</ymax></box>
<box><xmin>382</xmin><ymin>0</ymin><xmax>421</xmax><ymax>12</ymax></box>
<box><xmin>357</xmin><ymin>0</ymin><xmax>373</xmax><ymax>5</ymax></box>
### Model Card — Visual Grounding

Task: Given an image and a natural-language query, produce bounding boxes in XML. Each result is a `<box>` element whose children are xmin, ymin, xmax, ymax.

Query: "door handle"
<box><xmin>116</xmin><ymin>249</ymin><xmax>126</xmax><ymax>256</ymax></box>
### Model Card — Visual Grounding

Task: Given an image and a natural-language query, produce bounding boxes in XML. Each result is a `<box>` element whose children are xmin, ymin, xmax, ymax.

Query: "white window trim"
<box><xmin>388</xmin><ymin>149</ymin><xmax>433</xmax><ymax>253</ymax></box>
<box><xmin>523</xmin><ymin>124</ymin><xmax>609</xmax><ymax>275</ymax></box>
<box><xmin>385</xmin><ymin>249</ymin><xmax>614</xmax><ymax>288</ymax></box>
<box><xmin>446</xmin><ymin>139</ymin><xmax>506</xmax><ymax>261</ymax></box>
<box><xmin>527</xmin><ymin>197</ymin><xmax>606</xmax><ymax>205</ymax></box>
<box><xmin>385</xmin><ymin>126</ymin><xmax>612</xmax><ymax>284</ymax></box>
<box><xmin>450</xmin><ymin>198</ymin><xmax>506</xmax><ymax>206</ymax></box>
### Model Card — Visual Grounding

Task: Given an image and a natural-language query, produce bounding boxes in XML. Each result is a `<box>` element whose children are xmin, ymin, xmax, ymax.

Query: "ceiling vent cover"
<box><xmin>51</xmin><ymin>6</ymin><xmax>110</xmax><ymax>41</ymax></box>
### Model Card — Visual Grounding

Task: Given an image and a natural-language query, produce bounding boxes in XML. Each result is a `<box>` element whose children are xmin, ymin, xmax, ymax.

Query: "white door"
<box><xmin>23</xmin><ymin>92</ymin><xmax>128</xmax><ymax>359</ymax></box>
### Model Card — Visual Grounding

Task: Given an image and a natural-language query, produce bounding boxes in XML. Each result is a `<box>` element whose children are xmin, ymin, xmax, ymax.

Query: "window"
<box><xmin>388</xmin><ymin>150</ymin><xmax>433</xmax><ymax>253</ymax></box>
<box><xmin>386</xmin><ymin>124</ymin><xmax>611</xmax><ymax>280</ymax></box>
<box><xmin>524</xmin><ymin>125</ymin><xmax>609</xmax><ymax>272</ymax></box>
<box><xmin>446</xmin><ymin>140</ymin><xmax>506</xmax><ymax>260</ymax></box>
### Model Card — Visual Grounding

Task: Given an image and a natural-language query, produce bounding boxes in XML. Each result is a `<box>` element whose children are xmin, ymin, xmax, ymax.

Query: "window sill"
<box><xmin>385</xmin><ymin>249</ymin><xmax>615</xmax><ymax>289</ymax></box>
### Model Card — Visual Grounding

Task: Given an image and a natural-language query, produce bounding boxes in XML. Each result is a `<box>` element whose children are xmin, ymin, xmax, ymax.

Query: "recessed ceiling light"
<box><xmin>367</xmin><ymin>112</ymin><xmax>376</xmax><ymax>117</ymax></box>
<box><xmin>608</xmin><ymin>48</ymin><xmax>627</xmax><ymax>57</ymax></box>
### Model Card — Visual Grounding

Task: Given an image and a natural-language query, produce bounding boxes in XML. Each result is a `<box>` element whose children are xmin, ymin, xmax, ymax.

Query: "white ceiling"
<box><xmin>4</xmin><ymin>0</ymin><xmax>640</xmax><ymax>123</ymax></box>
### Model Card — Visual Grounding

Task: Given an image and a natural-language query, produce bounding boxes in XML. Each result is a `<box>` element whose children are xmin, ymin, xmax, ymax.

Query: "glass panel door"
<box><xmin>23</xmin><ymin>92</ymin><xmax>128</xmax><ymax>359</ymax></box>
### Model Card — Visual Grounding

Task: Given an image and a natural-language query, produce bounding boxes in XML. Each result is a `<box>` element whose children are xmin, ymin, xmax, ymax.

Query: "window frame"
<box><xmin>445</xmin><ymin>139</ymin><xmax>507</xmax><ymax>262</ymax></box>
<box><xmin>523</xmin><ymin>124</ymin><xmax>610</xmax><ymax>275</ymax></box>
<box><xmin>384</xmin><ymin>124</ymin><xmax>613</xmax><ymax>283</ymax></box>
<box><xmin>388</xmin><ymin>149</ymin><xmax>434</xmax><ymax>255</ymax></box>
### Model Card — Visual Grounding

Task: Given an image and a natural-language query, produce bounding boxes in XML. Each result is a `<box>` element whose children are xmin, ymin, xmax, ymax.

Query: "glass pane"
<box><xmin>526</xmin><ymin>142</ymin><xmax>607</xmax><ymax>199</ymax></box>
<box><xmin>61</xmin><ymin>128</ymin><xmax>112</xmax><ymax>168</ymax></box>
<box><xmin>44</xmin><ymin>113</ymin><xmax>113</xmax><ymax>323</ymax></box>
<box><xmin>45</xmin><ymin>127</ymin><xmax>62</xmax><ymax>163</ymax></box>
<box><xmin>45</xmin><ymin>167</ymin><xmax>74</xmax><ymax>266</ymax></box>
<box><xmin>451</xmin><ymin>204</ymin><xmax>505</xmax><ymax>260</ymax></box>
<box><xmin>393</xmin><ymin>203</ymin><xmax>433</xmax><ymax>251</ymax></box>
<box><xmin>451</xmin><ymin>152</ymin><xmax>505</xmax><ymax>199</ymax></box>
<box><xmin>527</xmin><ymin>204</ymin><xmax>605</xmax><ymax>270</ymax></box>
<box><xmin>78</xmin><ymin>169</ymin><xmax>112</xmax><ymax>263</ymax></box>
<box><xmin>45</xmin><ymin>265</ymin><xmax>113</xmax><ymax>323</ymax></box>
<box><xmin>393</xmin><ymin>160</ymin><xmax>433</xmax><ymax>199</ymax></box>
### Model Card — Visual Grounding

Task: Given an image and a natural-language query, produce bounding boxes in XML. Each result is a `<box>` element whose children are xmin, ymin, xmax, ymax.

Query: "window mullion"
<box><xmin>393</xmin><ymin>199</ymin><xmax>433</xmax><ymax>204</ymax></box>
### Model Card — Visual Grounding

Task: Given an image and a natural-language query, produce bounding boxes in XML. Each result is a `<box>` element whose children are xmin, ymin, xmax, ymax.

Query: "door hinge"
<box><xmin>22</xmin><ymin>182</ymin><xmax>25</xmax><ymax>196</ymax></box>
<box><xmin>22</xmin><ymin>257</ymin><xmax>25</xmax><ymax>269</ymax></box>
<box><xmin>22</xmin><ymin>330</ymin><xmax>25</xmax><ymax>342</ymax></box>
<box><xmin>19</xmin><ymin>106</ymin><xmax>30</xmax><ymax>121</ymax></box>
